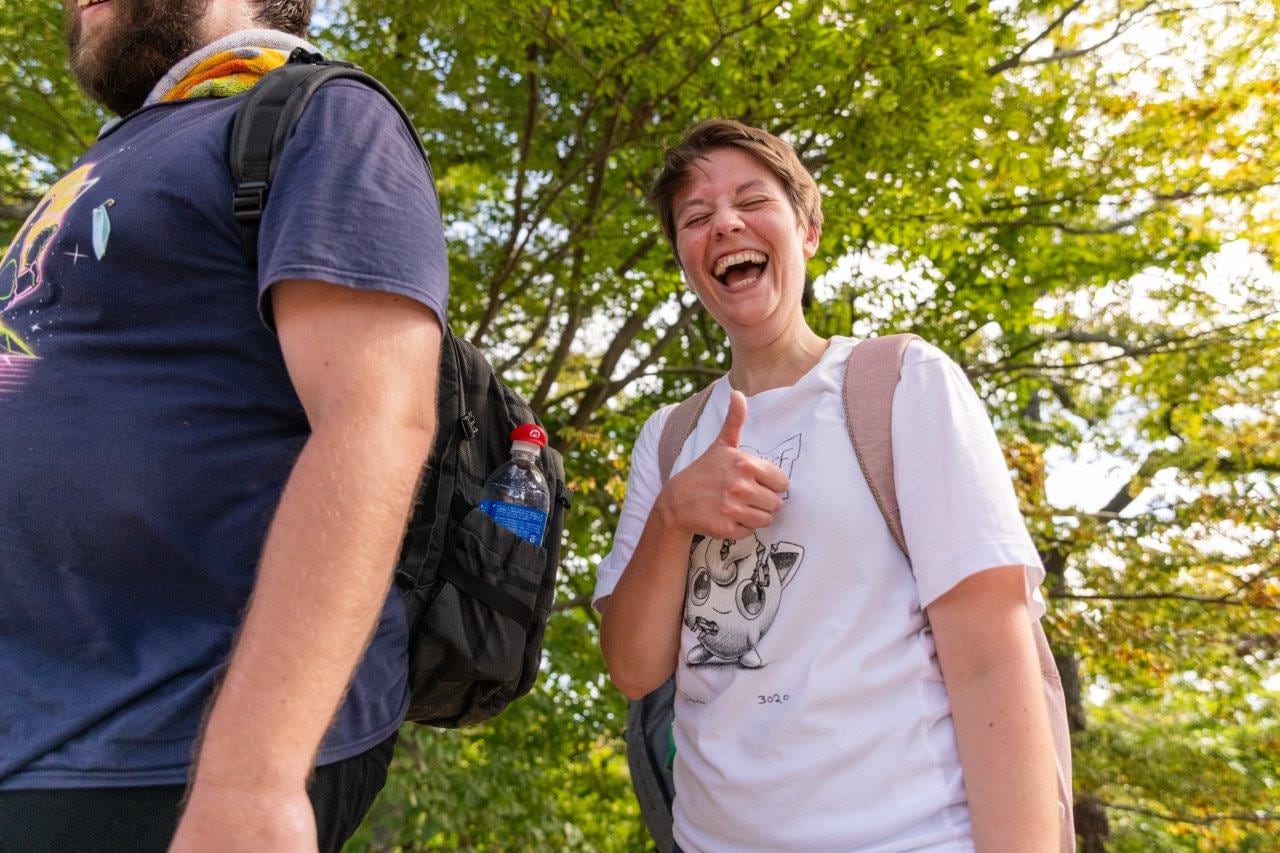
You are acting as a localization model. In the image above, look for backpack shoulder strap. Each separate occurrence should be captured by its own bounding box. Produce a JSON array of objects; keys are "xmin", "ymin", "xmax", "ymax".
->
[
  {"xmin": 656, "ymin": 384, "xmax": 716, "ymax": 485},
  {"xmin": 842, "ymin": 334, "xmax": 921, "ymax": 558},
  {"xmin": 228, "ymin": 48, "xmax": 435, "ymax": 268},
  {"xmin": 843, "ymin": 333, "xmax": 1076, "ymax": 851}
]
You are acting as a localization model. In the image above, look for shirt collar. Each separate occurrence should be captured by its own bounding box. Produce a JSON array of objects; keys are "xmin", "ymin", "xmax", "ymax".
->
[{"xmin": 98, "ymin": 28, "xmax": 318, "ymax": 138}]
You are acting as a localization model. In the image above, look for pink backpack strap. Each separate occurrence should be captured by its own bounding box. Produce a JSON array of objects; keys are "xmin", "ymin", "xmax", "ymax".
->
[
  {"xmin": 656, "ymin": 384, "xmax": 715, "ymax": 485},
  {"xmin": 842, "ymin": 334, "xmax": 920, "ymax": 557},
  {"xmin": 1036, "ymin": 620, "xmax": 1077, "ymax": 851},
  {"xmin": 845, "ymin": 334, "xmax": 1075, "ymax": 851}
]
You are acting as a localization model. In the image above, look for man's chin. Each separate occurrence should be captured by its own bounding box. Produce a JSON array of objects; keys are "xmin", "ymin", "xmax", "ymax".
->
[
  {"xmin": 65, "ymin": 0, "xmax": 207, "ymax": 116},
  {"xmin": 71, "ymin": 51, "xmax": 157, "ymax": 117}
]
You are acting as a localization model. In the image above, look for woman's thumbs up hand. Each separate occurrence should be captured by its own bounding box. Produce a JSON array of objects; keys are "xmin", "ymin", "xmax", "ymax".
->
[{"xmin": 657, "ymin": 390, "xmax": 790, "ymax": 541}]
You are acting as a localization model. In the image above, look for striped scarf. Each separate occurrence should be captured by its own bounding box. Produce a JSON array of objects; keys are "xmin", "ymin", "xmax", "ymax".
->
[
  {"xmin": 159, "ymin": 47, "xmax": 290, "ymax": 102},
  {"xmin": 97, "ymin": 30, "xmax": 315, "ymax": 137}
]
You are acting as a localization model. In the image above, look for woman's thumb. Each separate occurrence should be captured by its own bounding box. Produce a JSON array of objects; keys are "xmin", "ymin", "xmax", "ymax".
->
[{"xmin": 715, "ymin": 390, "xmax": 748, "ymax": 447}]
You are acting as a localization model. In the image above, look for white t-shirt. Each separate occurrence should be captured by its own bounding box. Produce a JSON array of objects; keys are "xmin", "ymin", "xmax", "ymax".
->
[{"xmin": 594, "ymin": 338, "xmax": 1046, "ymax": 852}]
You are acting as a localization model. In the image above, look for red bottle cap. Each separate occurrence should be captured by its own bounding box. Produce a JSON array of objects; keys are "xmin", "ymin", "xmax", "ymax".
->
[{"xmin": 511, "ymin": 423, "xmax": 548, "ymax": 447}]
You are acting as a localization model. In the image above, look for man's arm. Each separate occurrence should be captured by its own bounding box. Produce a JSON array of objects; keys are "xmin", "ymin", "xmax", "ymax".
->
[
  {"xmin": 928, "ymin": 565, "xmax": 1060, "ymax": 852},
  {"xmin": 171, "ymin": 280, "xmax": 441, "ymax": 850}
]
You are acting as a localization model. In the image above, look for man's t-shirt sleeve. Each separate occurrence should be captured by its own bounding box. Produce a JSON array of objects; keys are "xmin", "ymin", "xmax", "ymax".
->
[
  {"xmin": 892, "ymin": 341, "xmax": 1046, "ymax": 617},
  {"xmin": 593, "ymin": 405, "xmax": 673, "ymax": 609},
  {"xmin": 255, "ymin": 80, "xmax": 448, "ymax": 327}
]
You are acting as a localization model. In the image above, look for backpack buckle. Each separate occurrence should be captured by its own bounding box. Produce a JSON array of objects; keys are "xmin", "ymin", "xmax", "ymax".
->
[
  {"xmin": 232, "ymin": 181, "xmax": 268, "ymax": 223},
  {"xmin": 287, "ymin": 47, "xmax": 327, "ymax": 65},
  {"xmin": 286, "ymin": 47, "xmax": 356, "ymax": 69},
  {"xmin": 460, "ymin": 411, "xmax": 478, "ymax": 440}
]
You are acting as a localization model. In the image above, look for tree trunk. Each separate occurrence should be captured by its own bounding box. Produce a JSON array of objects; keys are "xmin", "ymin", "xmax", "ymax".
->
[
  {"xmin": 1074, "ymin": 794, "xmax": 1110, "ymax": 853},
  {"xmin": 1045, "ymin": 543, "xmax": 1110, "ymax": 850},
  {"xmin": 1059, "ymin": 647, "xmax": 1109, "ymax": 849}
]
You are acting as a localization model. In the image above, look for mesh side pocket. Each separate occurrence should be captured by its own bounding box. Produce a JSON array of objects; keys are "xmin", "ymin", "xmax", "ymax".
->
[{"xmin": 405, "ymin": 502, "xmax": 547, "ymax": 727}]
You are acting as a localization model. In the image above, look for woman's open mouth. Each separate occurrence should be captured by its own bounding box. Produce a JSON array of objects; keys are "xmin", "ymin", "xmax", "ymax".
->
[{"xmin": 713, "ymin": 250, "xmax": 769, "ymax": 291}]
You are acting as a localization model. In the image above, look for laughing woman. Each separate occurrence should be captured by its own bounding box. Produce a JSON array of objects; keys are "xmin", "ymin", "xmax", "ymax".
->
[{"xmin": 594, "ymin": 119, "xmax": 1064, "ymax": 852}]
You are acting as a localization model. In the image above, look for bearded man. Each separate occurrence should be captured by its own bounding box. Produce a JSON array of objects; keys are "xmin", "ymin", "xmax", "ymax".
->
[{"xmin": 0, "ymin": 2, "xmax": 447, "ymax": 849}]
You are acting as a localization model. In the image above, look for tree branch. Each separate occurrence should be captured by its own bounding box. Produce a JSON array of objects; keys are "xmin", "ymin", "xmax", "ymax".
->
[
  {"xmin": 1099, "ymin": 476, "xmax": 1145, "ymax": 517},
  {"xmin": 620, "ymin": 364, "xmax": 726, "ymax": 383},
  {"xmin": 532, "ymin": 8, "xmax": 601, "ymax": 82},
  {"xmin": 527, "ymin": 104, "xmax": 622, "ymax": 409},
  {"xmin": 530, "ymin": 292, "xmax": 583, "ymax": 412},
  {"xmin": 1098, "ymin": 800, "xmax": 1280, "ymax": 825},
  {"xmin": 967, "ymin": 179, "xmax": 1279, "ymax": 231},
  {"xmin": 974, "ymin": 311, "xmax": 1278, "ymax": 378},
  {"xmin": 651, "ymin": 1, "xmax": 788, "ymax": 108},
  {"xmin": 493, "ymin": 293, "xmax": 560, "ymax": 375},
  {"xmin": 604, "ymin": 299, "xmax": 704, "ymax": 386},
  {"xmin": 1057, "ymin": 591, "xmax": 1278, "ymax": 610},
  {"xmin": 565, "ymin": 297, "xmax": 702, "ymax": 426},
  {"xmin": 473, "ymin": 42, "xmax": 542, "ymax": 344},
  {"xmin": 987, "ymin": 0, "xmax": 1087, "ymax": 76}
]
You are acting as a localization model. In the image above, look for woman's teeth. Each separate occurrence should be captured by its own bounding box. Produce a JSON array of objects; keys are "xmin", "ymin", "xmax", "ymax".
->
[{"xmin": 714, "ymin": 250, "xmax": 768, "ymax": 279}]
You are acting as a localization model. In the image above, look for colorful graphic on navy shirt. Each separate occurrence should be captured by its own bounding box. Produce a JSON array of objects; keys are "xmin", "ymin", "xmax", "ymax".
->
[
  {"xmin": 1, "ymin": 84, "xmax": 446, "ymax": 789},
  {"xmin": 0, "ymin": 163, "xmax": 100, "ymax": 395}
]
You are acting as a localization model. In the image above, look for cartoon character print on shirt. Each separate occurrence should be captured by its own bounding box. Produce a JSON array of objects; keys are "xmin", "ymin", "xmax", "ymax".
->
[
  {"xmin": 741, "ymin": 434, "xmax": 800, "ymax": 499},
  {"xmin": 681, "ymin": 431, "xmax": 806, "ymax": 668},
  {"xmin": 684, "ymin": 533, "xmax": 805, "ymax": 669},
  {"xmin": 0, "ymin": 163, "xmax": 100, "ymax": 394}
]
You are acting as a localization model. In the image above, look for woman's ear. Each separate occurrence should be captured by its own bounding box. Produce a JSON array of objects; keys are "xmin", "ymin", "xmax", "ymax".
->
[{"xmin": 803, "ymin": 221, "xmax": 821, "ymax": 259}]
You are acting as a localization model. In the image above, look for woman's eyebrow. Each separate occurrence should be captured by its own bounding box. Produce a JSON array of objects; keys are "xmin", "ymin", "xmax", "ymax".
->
[
  {"xmin": 675, "ymin": 180, "xmax": 773, "ymax": 217},
  {"xmin": 675, "ymin": 197, "xmax": 711, "ymax": 217}
]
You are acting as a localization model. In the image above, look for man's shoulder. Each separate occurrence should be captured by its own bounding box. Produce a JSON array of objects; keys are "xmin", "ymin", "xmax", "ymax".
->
[
  {"xmin": 257, "ymin": 74, "xmax": 428, "ymax": 195},
  {"xmin": 292, "ymin": 77, "xmax": 419, "ymax": 146},
  {"xmin": 305, "ymin": 76, "xmax": 397, "ymax": 109}
]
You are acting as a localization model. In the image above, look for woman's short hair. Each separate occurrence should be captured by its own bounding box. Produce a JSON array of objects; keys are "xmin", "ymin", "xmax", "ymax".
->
[{"xmin": 648, "ymin": 119, "xmax": 824, "ymax": 251}]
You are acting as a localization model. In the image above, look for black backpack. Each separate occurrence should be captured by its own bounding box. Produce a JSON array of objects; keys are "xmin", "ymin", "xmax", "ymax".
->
[{"xmin": 228, "ymin": 48, "xmax": 570, "ymax": 727}]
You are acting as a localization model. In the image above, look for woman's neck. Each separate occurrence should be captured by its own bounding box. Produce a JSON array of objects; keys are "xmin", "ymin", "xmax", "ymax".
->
[{"xmin": 726, "ymin": 324, "xmax": 830, "ymax": 396}]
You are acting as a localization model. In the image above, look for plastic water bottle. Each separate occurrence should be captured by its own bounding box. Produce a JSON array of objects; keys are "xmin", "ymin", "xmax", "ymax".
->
[{"xmin": 478, "ymin": 423, "xmax": 550, "ymax": 546}]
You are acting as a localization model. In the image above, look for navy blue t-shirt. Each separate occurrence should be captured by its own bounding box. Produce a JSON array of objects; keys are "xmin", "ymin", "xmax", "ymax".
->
[{"xmin": 0, "ymin": 80, "xmax": 447, "ymax": 788}]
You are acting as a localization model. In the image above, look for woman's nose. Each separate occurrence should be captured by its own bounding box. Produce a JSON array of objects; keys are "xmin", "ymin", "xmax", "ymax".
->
[{"xmin": 712, "ymin": 206, "xmax": 744, "ymax": 237}]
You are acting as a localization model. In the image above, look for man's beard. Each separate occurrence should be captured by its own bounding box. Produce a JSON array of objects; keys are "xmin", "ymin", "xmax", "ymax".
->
[{"xmin": 65, "ymin": 0, "xmax": 212, "ymax": 116}]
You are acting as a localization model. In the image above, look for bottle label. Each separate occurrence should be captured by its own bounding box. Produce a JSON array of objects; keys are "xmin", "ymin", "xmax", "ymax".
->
[{"xmin": 479, "ymin": 500, "xmax": 547, "ymax": 547}]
